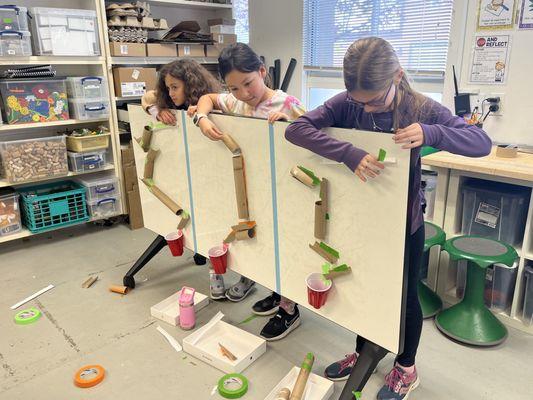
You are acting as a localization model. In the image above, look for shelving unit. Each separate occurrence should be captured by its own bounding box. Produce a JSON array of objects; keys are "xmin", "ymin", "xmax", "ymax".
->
[
  {"xmin": 110, "ymin": 56, "xmax": 218, "ymax": 66},
  {"xmin": 422, "ymin": 149, "xmax": 533, "ymax": 334}
]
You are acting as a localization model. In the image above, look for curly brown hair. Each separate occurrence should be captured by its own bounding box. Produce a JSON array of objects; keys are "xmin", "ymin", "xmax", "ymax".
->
[{"xmin": 155, "ymin": 59, "xmax": 222, "ymax": 110}]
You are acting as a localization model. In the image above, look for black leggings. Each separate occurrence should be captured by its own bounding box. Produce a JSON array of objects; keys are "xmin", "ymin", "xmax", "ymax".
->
[{"xmin": 355, "ymin": 225, "xmax": 425, "ymax": 367}]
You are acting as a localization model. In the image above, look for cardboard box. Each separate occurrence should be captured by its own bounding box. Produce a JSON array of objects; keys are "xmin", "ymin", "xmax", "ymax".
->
[
  {"xmin": 110, "ymin": 42, "xmax": 146, "ymax": 57},
  {"xmin": 207, "ymin": 18, "xmax": 236, "ymax": 26},
  {"xmin": 127, "ymin": 186, "xmax": 144, "ymax": 230},
  {"xmin": 205, "ymin": 44, "xmax": 223, "ymax": 57},
  {"xmin": 177, "ymin": 44, "xmax": 205, "ymax": 57},
  {"xmin": 113, "ymin": 67, "xmax": 157, "ymax": 97},
  {"xmin": 121, "ymin": 145, "xmax": 135, "ymax": 166},
  {"xmin": 151, "ymin": 289, "xmax": 210, "ymax": 326},
  {"xmin": 147, "ymin": 43, "xmax": 177, "ymax": 57},
  {"xmin": 264, "ymin": 367, "xmax": 334, "ymax": 400},
  {"xmin": 209, "ymin": 25, "xmax": 235, "ymax": 34},
  {"xmin": 211, "ymin": 33, "xmax": 237, "ymax": 45}
]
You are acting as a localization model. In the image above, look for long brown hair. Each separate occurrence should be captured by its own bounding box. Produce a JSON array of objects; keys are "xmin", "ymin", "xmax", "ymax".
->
[
  {"xmin": 156, "ymin": 59, "xmax": 221, "ymax": 109},
  {"xmin": 343, "ymin": 37, "xmax": 429, "ymax": 130}
]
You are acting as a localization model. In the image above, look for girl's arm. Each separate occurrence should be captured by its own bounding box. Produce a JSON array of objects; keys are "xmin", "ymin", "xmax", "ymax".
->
[
  {"xmin": 141, "ymin": 90, "xmax": 157, "ymax": 113},
  {"xmin": 192, "ymin": 93, "xmax": 224, "ymax": 140},
  {"xmin": 141, "ymin": 90, "xmax": 176, "ymax": 125}
]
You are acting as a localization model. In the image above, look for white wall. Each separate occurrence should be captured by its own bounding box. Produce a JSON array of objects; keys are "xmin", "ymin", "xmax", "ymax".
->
[
  {"xmin": 444, "ymin": 0, "xmax": 533, "ymax": 145},
  {"xmin": 248, "ymin": 0, "xmax": 304, "ymax": 100}
]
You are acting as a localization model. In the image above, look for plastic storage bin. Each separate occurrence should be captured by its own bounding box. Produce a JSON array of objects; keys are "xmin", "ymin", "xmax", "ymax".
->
[
  {"xmin": 67, "ymin": 150, "xmax": 106, "ymax": 173},
  {"xmin": 66, "ymin": 132, "xmax": 110, "ymax": 152},
  {"xmin": 0, "ymin": 135, "xmax": 68, "ymax": 183},
  {"xmin": 0, "ymin": 30, "xmax": 31, "ymax": 56},
  {"xmin": 87, "ymin": 197, "xmax": 121, "ymax": 218},
  {"xmin": 66, "ymin": 76, "xmax": 108, "ymax": 99},
  {"xmin": 461, "ymin": 179, "xmax": 530, "ymax": 246},
  {"xmin": 29, "ymin": 7, "xmax": 100, "ymax": 56},
  {"xmin": 18, "ymin": 180, "xmax": 88, "ymax": 233},
  {"xmin": 0, "ymin": 188, "xmax": 22, "ymax": 236},
  {"xmin": 523, "ymin": 266, "xmax": 533, "ymax": 325},
  {"xmin": 421, "ymin": 170, "xmax": 437, "ymax": 219},
  {"xmin": 75, "ymin": 173, "xmax": 119, "ymax": 202},
  {"xmin": 68, "ymin": 98, "xmax": 109, "ymax": 120},
  {"xmin": 0, "ymin": 5, "xmax": 28, "ymax": 31},
  {"xmin": 0, "ymin": 79, "xmax": 69, "ymax": 124}
]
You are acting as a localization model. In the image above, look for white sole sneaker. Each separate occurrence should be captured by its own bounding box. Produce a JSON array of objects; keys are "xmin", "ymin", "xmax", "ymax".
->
[
  {"xmin": 262, "ymin": 315, "xmax": 301, "ymax": 341},
  {"xmin": 252, "ymin": 306, "xmax": 280, "ymax": 316},
  {"xmin": 402, "ymin": 376, "xmax": 420, "ymax": 400},
  {"xmin": 225, "ymin": 284, "xmax": 255, "ymax": 302}
]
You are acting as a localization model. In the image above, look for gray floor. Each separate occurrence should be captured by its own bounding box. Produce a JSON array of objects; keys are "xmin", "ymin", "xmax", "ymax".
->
[{"xmin": 1, "ymin": 223, "xmax": 531, "ymax": 400}]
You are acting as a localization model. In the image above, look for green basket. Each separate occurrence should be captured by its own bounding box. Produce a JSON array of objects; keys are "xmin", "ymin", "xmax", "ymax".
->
[{"xmin": 19, "ymin": 181, "xmax": 89, "ymax": 233}]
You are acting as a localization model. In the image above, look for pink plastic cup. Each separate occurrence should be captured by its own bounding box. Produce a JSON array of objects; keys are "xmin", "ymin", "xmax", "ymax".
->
[
  {"xmin": 306, "ymin": 272, "xmax": 333, "ymax": 309},
  {"xmin": 165, "ymin": 231, "xmax": 184, "ymax": 256},
  {"xmin": 208, "ymin": 244, "xmax": 228, "ymax": 274}
]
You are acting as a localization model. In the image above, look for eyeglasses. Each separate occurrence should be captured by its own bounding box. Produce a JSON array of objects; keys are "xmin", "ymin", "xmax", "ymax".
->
[{"xmin": 347, "ymin": 82, "xmax": 395, "ymax": 108}]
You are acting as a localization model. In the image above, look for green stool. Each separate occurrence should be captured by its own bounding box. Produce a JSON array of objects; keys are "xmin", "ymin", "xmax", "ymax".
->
[
  {"xmin": 418, "ymin": 222, "xmax": 445, "ymax": 318},
  {"xmin": 435, "ymin": 236, "xmax": 517, "ymax": 346}
]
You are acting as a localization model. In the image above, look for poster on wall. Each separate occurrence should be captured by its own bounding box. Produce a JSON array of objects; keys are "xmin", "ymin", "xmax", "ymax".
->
[
  {"xmin": 477, "ymin": 0, "xmax": 516, "ymax": 29},
  {"xmin": 519, "ymin": 0, "xmax": 533, "ymax": 28},
  {"xmin": 470, "ymin": 35, "xmax": 511, "ymax": 84}
]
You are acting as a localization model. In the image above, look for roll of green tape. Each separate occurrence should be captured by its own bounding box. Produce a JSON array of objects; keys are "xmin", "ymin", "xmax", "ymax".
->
[
  {"xmin": 217, "ymin": 373, "xmax": 248, "ymax": 399},
  {"xmin": 14, "ymin": 308, "xmax": 41, "ymax": 325}
]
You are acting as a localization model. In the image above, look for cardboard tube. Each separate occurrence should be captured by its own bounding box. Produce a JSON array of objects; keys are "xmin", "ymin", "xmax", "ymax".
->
[
  {"xmin": 221, "ymin": 134, "xmax": 241, "ymax": 154},
  {"xmin": 290, "ymin": 353, "xmax": 314, "ymax": 400},
  {"xmin": 231, "ymin": 221, "xmax": 256, "ymax": 232},
  {"xmin": 142, "ymin": 180, "xmax": 183, "ymax": 215},
  {"xmin": 233, "ymin": 155, "xmax": 249, "ymax": 220},
  {"xmin": 177, "ymin": 213, "xmax": 190, "ymax": 230},
  {"xmin": 109, "ymin": 285, "xmax": 130, "ymax": 294},
  {"xmin": 314, "ymin": 201, "xmax": 326, "ymax": 240},
  {"xmin": 320, "ymin": 178, "xmax": 329, "ymax": 213},
  {"xmin": 324, "ymin": 267, "xmax": 352, "ymax": 280},
  {"xmin": 309, "ymin": 242, "xmax": 337, "ymax": 263},
  {"xmin": 290, "ymin": 166, "xmax": 314, "ymax": 188},
  {"xmin": 143, "ymin": 149, "xmax": 159, "ymax": 180},
  {"xmin": 235, "ymin": 228, "xmax": 254, "ymax": 241},
  {"xmin": 140, "ymin": 126, "xmax": 153, "ymax": 151},
  {"xmin": 275, "ymin": 388, "xmax": 291, "ymax": 400}
]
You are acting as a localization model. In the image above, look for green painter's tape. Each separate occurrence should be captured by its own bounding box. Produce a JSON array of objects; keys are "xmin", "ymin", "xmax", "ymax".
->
[
  {"xmin": 319, "ymin": 242, "xmax": 340, "ymax": 259},
  {"xmin": 378, "ymin": 148, "xmax": 387, "ymax": 162},
  {"xmin": 297, "ymin": 166, "xmax": 320, "ymax": 186}
]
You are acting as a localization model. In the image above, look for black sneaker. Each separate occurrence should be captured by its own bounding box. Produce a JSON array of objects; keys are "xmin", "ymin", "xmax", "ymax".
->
[
  {"xmin": 260, "ymin": 305, "xmax": 300, "ymax": 341},
  {"xmin": 252, "ymin": 292, "xmax": 281, "ymax": 316}
]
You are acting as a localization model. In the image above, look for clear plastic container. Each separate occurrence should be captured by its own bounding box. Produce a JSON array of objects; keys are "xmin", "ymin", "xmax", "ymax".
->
[
  {"xmin": 523, "ymin": 266, "xmax": 533, "ymax": 326},
  {"xmin": 0, "ymin": 5, "xmax": 29, "ymax": 31},
  {"xmin": 0, "ymin": 188, "xmax": 21, "ymax": 236},
  {"xmin": 0, "ymin": 30, "xmax": 31, "ymax": 56},
  {"xmin": 421, "ymin": 170, "xmax": 437, "ymax": 219},
  {"xmin": 484, "ymin": 263, "xmax": 517, "ymax": 313},
  {"xmin": 87, "ymin": 196, "xmax": 121, "ymax": 218},
  {"xmin": 461, "ymin": 179, "xmax": 530, "ymax": 246},
  {"xmin": 68, "ymin": 98, "xmax": 109, "ymax": 120},
  {"xmin": 67, "ymin": 150, "xmax": 106, "ymax": 173},
  {"xmin": 29, "ymin": 7, "xmax": 100, "ymax": 56},
  {"xmin": 66, "ymin": 76, "xmax": 108, "ymax": 99},
  {"xmin": 0, "ymin": 135, "xmax": 68, "ymax": 183},
  {"xmin": 0, "ymin": 79, "xmax": 69, "ymax": 124},
  {"xmin": 76, "ymin": 172, "xmax": 119, "ymax": 202}
]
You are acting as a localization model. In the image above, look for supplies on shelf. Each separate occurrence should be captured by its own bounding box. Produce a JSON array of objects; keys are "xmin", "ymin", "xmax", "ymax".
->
[
  {"xmin": 0, "ymin": 135, "xmax": 68, "ymax": 183},
  {"xmin": 76, "ymin": 172, "xmax": 121, "ymax": 218},
  {"xmin": 65, "ymin": 126, "xmax": 111, "ymax": 153},
  {"xmin": 29, "ymin": 7, "xmax": 100, "ymax": 56},
  {"xmin": 67, "ymin": 150, "xmax": 107, "ymax": 173},
  {"xmin": 0, "ymin": 5, "xmax": 29, "ymax": 31},
  {"xmin": 0, "ymin": 79, "xmax": 69, "ymax": 125},
  {"xmin": 66, "ymin": 76, "xmax": 110, "ymax": 121},
  {"xmin": 0, "ymin": 187, "xmax": 22, "ymax": 237},
  {"xmin": 1, "ymin": 65, "xmax": 56, "ymax": 80},
  {"xmin": 0, "ymin": 30, "xmax": 32, "ymax": 57}
]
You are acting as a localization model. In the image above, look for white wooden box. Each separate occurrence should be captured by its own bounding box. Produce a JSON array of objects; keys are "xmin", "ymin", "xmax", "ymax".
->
[
  {"xmin": 264, "ymin": 366, "xmax": 334, "ymax": 400},
  {"xmin": 182, "ymin": 319, "xmax": 266, "ymax": 373},
  {"xmin": 150, "ymin": 289, "xmax": 209, "ymax": 326}
]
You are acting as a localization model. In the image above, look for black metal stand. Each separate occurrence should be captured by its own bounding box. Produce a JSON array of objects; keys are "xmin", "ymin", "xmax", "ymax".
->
[{"xmin": 123, "ymin": 235, "xmax": 167, "ymax": 289}]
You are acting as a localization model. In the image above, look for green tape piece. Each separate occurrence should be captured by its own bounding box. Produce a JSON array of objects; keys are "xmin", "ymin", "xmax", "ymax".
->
[
  {"xmin": 352, "ymin": 391, "xmax": 362, "ymax": 399},
  {"xmin": 238, "ymin": 314, "xmax": 258, "ymax": 325},
  {"xmin": 149, "ymin": 121, "xmax": 170, "ymax": 130},
  {"xmin": 297, "ymin": 165, "xmax": 320, "ymax": 186},
  {"xmin": 301, "ymin": 353, "xmax": 314, "ymax": 372},
  {"xmin": 144, "ymin": 178, "xmax": 155, "ymax": 187},
  {"xmin": 181, "ymin": 211, "xmax": 190, "ymax": 219},
  {"xmin": 14, "ymin": 308, "xmax": 41, "ymax": 325},
  {"xmin": 378, "ymin": 148, "xmax": 387, "ymax": 162},
  {"xmin": 218, "ymin": 373, "xmax": 249, "ymax": 398},
  {"xmin": 319, "ymin": 242, "xmax": 340, "ymax": 259},
  {"xmin": 331, "ymin": 264, "xmax": 350, "ymax": 272},
  {"xmin": 321, "ymin": 262, "xmax": 332, "ymax": 275},
  {"xmin": 326, "ymin": 213, "xmax": 330, "ymax": 220}
]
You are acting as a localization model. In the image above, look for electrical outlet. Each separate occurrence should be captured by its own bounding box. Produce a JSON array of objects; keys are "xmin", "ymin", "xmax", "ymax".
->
[{"xmin": 470, "ymin": 93, "xmax": 504, "ymax": 117}]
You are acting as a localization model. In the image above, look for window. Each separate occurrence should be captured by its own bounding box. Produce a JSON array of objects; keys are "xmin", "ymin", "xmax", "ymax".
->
[
  {"xmin": 234, "ymin": 0, "xmax": 249, "ymax": 43},
  {"xmin": 304, "ymin": 0, "xmax": 454, "ymax": 74}
]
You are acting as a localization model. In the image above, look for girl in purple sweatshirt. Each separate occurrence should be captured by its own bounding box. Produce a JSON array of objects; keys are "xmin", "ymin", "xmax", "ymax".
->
[{"xmin": 285, "ymin": 37, "xmax": 492, "ymax": 400}]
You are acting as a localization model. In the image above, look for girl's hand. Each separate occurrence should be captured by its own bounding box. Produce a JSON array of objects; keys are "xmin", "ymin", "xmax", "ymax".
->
[
  {"xmin": 267, "ymin": 111, "xmax": 289, "ymax": 124},
  {"xmin": 355, "ymin": 154, "xmax": 385, "ymax": 182},
  {"xmin": 187, "ymin": 105, "xmax": 198, "ymax": 117},
  {"xmin": 393, "ymin": 123, "xmax": 424, "ymax": 149},
  {"xmin": 156, "ymin": 109, "xmax": 176, "ymax": 125},
  {"xmin": 199, "ymin": 118, "xmax": 223, "ymax": 140}
]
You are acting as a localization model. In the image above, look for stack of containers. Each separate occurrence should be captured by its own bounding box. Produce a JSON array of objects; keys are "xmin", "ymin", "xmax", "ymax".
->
[
  {"xmin": 0, "ymin": 187, "xmax": 22, "ymax": 237},
  {"xmin": 0, "ymin": 5, "xmax": 32, "ymax": 56},
  {"xmin": 65, "ymin": 76, "xmax": 110, "ymax": 174},
  {"xmin": 75, "ymin": 172, "xmax": 121, "ymax": 219}
]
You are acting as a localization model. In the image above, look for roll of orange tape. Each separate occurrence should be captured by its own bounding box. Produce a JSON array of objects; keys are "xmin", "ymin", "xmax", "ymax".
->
[{"xmin": 74, "ymin": 365, "xmax": 105, "ymax": 388}]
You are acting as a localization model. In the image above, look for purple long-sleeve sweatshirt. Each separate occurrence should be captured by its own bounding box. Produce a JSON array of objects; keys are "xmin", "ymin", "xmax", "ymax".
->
[{"xmin": 285, "ymin": 91, "xmax": 492, "ymax": 235}]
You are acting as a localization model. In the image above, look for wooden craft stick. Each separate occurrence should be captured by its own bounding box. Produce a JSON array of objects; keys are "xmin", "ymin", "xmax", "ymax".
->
[
  {"xmin": 290, "ymin": 166, "xmax": 314, "ymax": 188},
  {"xmin": 109, "ymin": 285, "xmax": 130, "ymax": 294},
  {"xmin": 309, "ymin": 241, "xmax": 337, "ymax": 263},
  {"xmin": 81, "ymin": 276, "xmax": 98, "ymax": 288},
  {"xmin": 314, "ymin": 201, "xmax": 326, "ymax": 240},
  {"xmin": 221, "ymin": 134, "xmax": 241, "ymax": 154},
  {"xmin": 224, "ymin": 230, "xmax": 236, "ymax": 244},
  {"xmin": 232, "ymin": 155, "xmax": 249, "ymax": 220},
  {"xmin": 218, "ymin": 342, "xmax": 237, "ymax": 361},
  {"xmin": 142, "ymin": 179, "xmax": 183, "ymax": 215},
  {"xmin": 177, "ymin": 213, "xmax": 190, "ymax": 229},
  {"xmin": 143, "ymin": 148, "xmax": 159, "ymax": 180}
]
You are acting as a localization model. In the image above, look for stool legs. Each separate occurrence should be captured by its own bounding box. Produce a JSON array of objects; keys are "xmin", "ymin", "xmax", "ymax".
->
[
  {"xmin": 418, "ymin": 251, "xmax": 443, "ymax": 318},
  {"xmin": 435, "ymin": 261, "xmax": 507, "ymax": 346}
]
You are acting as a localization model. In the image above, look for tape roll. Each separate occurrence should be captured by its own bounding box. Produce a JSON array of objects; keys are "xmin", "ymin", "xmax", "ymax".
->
[
  {"xmin": 74, "ymin": 365, "xmax": 105, "ymax": 388},
  {"xmin": 14, "ymin": 308, "xmax": 41, "ymax": 325},
  {"xmin": 217, "ymin": 373, "xmax": 248, "ymax": 399}
]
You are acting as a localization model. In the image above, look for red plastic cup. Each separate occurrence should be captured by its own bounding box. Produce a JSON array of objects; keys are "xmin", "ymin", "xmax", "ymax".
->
[
  {"xmin": 165, "ymin": 231, "xmax": 184, "ymax": 256},
  {"xmin": 306, "ymin": 272, "xmax": 332, "ymax": 309},
  {"xmin": 208, "ymin": 244, "xmax": 228, "ymax": 274}
]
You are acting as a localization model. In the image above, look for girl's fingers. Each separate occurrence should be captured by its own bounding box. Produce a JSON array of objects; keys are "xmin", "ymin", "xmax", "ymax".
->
[{"xmin": 355, "ymin": 170, "xmax": 367, "ymax": 182}]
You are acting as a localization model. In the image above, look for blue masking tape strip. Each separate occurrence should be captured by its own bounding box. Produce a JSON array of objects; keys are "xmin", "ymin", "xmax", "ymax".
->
[
  {"xmin": 268, "ymin": 124, "xmax": 281, "ymax": 293},
  {"xmin": 181, "ymin": 111, "xmax": 198, "ymax": 254}
]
